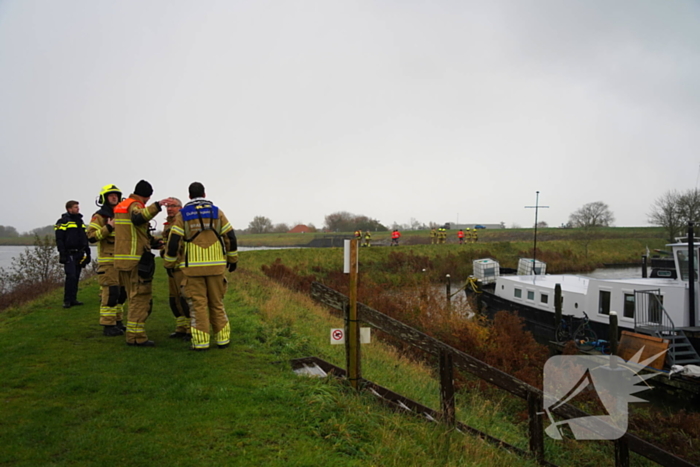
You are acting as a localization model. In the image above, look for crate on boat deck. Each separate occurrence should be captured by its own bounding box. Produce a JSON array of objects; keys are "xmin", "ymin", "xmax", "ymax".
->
[
  {"xmin": 473, "ymin": 258, "xmax": 500, "ymax": 284},
  {"xmin": 517, "ymin": 258, "xmax": 546, "ymax": 275}
]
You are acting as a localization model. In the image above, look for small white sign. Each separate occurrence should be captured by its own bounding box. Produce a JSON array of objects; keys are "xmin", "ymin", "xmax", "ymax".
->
[{"xmin": 360, "ymin": 327, "xmax": 371, "ymax": 344}]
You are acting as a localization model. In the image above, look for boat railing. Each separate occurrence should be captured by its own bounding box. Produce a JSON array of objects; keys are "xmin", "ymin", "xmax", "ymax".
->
[{"xmin": 634, "ymin": 289, "xmax": 676, "ymax": 336}]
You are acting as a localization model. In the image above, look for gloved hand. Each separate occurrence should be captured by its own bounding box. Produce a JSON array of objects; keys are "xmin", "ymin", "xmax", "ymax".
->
[
  {"xmin": 59, "ymin": 252, "xmax": 67, "ymax": 264},
  {"xmin": 227, "ymin": 262, "xmax": 237, "ymax": 272},
  {"xmin": 165, "ymin": 268, "xmax": 173, "ymax": 278},
  {"xmin": 81, "ymin": 256, "xmax": 91, "ymax": 268}
]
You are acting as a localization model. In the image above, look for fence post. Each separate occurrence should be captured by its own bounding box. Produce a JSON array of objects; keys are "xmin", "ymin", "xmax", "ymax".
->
[
  {"xmin": 439, "ymin": 350, "xmax": 455, "ymax": 426},
  {"xmin": 554, "ymin": 283, "xmax": 562, "ymax": 329},
  {"xmin": 445, "ymin": 274, "xmax": 451, "ymax": 305},
  {"xmin": 615, "ymin": 436, "xmax": 630, "ymax": 467},
  {"xmin": 610, "ymin": 311, "xmax": 619, "ymax": 357},
  {"xmin": 527, "ymin": 390, "xmax": 545, "ymax": 465}
]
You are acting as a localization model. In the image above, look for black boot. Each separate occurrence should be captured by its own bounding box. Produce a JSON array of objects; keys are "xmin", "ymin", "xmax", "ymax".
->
[
  {"xmin": 127, "ymin": 340, "xmax": 156, "ymax": 347},
  {"xmin": 103, "ymin": 325, "xmax": 124, "ymax": 337},
  {"xmin": 116, "ymin": 321, "xmax": 126, "ymax": 331}
]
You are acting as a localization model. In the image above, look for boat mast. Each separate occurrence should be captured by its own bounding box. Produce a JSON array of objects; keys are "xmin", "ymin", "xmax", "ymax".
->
[{"xmin": 525, "ymin": 191, "xmax": 549, "ymax": 274}]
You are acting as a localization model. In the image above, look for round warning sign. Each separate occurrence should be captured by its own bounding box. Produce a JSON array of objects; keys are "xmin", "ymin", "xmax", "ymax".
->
[{"xmin": 332, "ymin": 329, "xmax": 344, "ymax": 340}]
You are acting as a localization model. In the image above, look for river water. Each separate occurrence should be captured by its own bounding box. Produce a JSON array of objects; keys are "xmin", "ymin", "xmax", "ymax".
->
[{"xmin": 0, "ymin": 245, "xmax": 293, "ymax": 270}]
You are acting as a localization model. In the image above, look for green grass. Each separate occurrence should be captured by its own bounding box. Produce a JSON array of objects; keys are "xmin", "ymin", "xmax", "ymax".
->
[{"xmin": 1, "ymin": 258, "xmax": 550, "ymax": 467}]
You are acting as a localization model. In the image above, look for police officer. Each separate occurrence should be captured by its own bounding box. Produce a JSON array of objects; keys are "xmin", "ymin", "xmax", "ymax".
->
[
  {"xmin": 164, "ymin": 182, "xmax": 238, "ymax": 351},
  {"xmin": 87, "ymin": 185, "xmax": 127, "ymax": 336},
  {"xmin": 55, "ymin": 200, "xmax": 91, "ymax": 308},
  {"xmin": 114, "ymin": 180, "xmax": 175, "ymax": 347}
]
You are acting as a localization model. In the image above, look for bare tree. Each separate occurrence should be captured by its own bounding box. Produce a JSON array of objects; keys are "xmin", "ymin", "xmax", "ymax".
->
[
  {"xmin": 568, "ymin": 201, "xmax": 615, "ymax": 228},
  {"xmin": 648, "ymin": 190, "xmax": 682, "ymax": 242},
  {"xmin": 247, "ymin": 216, "xmax": 273, "ymax": 234},
  {"xmin": 0, "ymin": 225, "xmax": 19, "ymax": 237},
  {"xmin": 324, "ymin": 211, "xmax": 387, "ymax": 232},
  {"xmin": 271, "ymin": 223, "xmax": 290, "ymax": 233},
  {"xmin": 649, "ymin": 189, "xmax": 700, "ymax": 241}
]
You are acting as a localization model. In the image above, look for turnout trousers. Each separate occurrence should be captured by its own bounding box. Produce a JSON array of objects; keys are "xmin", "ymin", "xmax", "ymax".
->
[
  {"xmin": 97, "ymin": 263, "xmax": 126, "ymax": 325},
  {"xmin": 119, "ymin": 268, "xmax": 153, "ymax": 344},
  {"xmin": 168, "ymin": 268, "xmax": 190, "ymax": 334},
  {"xmin": 184, "ymin": 275, "xmax": 230, "ymax": 350}
]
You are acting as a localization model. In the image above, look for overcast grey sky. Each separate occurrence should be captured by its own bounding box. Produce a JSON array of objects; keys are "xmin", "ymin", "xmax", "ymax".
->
[{"xmin": 1, "ymin": 0, "xmax": 699, "ymax": 233}]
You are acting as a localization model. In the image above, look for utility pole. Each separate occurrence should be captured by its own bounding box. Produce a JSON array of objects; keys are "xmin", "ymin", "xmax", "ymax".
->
[{"xmin": 525, "ymin": 191, "xmax": 549, "ymax": 274}]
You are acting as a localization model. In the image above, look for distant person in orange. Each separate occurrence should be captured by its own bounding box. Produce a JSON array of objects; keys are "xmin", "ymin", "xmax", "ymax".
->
[
  {"xmin": 458, "ymin": 229, "xmax": 465, "ymax": 245},
  {"xmin": 391, "ymin": 229, "xmax": 401, "ymax": 246}
]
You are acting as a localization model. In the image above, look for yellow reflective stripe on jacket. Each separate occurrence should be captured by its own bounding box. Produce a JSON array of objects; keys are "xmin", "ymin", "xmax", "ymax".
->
[
  {"xmin": 114, "ymin": 220, "xmax": 139, "ymax": 259},
  {"xmin": 171, "ymin": 225, "xmax": 185, "ymax": 236},
  {"xmin": 55, "ymin": 222, "xmax": 79, "ymax": 230},
  {"xmin": 184, "ymin": 243, "xmax": 226, "ymax": 267},
  {"xmin": 227, "ymin": 251, "xmax": 238, "ymax": 259}
]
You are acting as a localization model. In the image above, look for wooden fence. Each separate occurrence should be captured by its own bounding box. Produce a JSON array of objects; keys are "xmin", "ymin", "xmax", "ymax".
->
[{"xmin": 310, "ymin": 281, "xmax": 695, "ymax": 467}]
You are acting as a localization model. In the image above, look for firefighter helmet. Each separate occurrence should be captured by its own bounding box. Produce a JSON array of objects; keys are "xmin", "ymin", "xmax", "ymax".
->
[{"xmin": 98, "ymin": 184, "xmax": 122, "ymax": 206}]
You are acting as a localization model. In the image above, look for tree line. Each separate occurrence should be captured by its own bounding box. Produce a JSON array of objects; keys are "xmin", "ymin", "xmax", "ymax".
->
[{"xmin": 0, "ymin": 224, "xmax": 54, "ymax": 238}]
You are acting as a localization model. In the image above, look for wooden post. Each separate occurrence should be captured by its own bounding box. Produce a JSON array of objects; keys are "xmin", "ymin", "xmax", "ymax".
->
[
  {"xmin": 446, "ymin": 274, "xmax": 451, "ymax": 305},
  {"xmin": 348, "ymin": 239, "xmax": 361, "ymax": 390},
  {"xmin": 439, "ymin": 350, "xmax": 456, "ymax": 426},
  {"xmin": 615, "ymin": 436, "xmax": 630, "ymax": 467},
  {"xmin": 527, "ymin": 390, "xmax": 545, "ymax": 465},
  {"xmin": 610, "ymin": 311, "xmax": 619, "ymax": 358}
]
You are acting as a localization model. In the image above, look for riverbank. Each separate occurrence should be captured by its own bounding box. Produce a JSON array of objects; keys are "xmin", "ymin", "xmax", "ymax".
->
[{"xmin": 2, "ymin": 245, "xmax": 696, "ymax": 465}]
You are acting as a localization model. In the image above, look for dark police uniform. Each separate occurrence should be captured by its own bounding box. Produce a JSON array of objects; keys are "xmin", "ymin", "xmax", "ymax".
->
[{"xmin": 55, "ymin": 211, "xmax": 90, "ymax": 307}]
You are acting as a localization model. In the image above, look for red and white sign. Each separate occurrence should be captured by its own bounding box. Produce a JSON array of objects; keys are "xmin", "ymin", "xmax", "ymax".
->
[{"xmin": 331, "ymin": 328, "xmax": 345, "ymax": 344}]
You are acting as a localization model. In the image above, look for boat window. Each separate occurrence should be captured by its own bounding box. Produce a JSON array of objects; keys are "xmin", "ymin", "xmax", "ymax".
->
[
  {"xmin": 540, "ymin": 294, "xmax": 549, "ymax": 304},
  {"xmin": 656, "ymin": 270, "xmax": 672, "ymax": 278},
  {"xmin": 599, "ymin": 290, "xmax": 611, "ymax": 315},
  {"xmin": 676, "ymin": 250, "xmax": 698, "ymax": 281},
  {"xmin": 527, "ymin": 290, "xmax": 535, "ymax": 300},
  {"xmin": 514, "ymin": 288, "xmax": 522, "ymax": 298},
  {"xmin": 623, "ymin": 293, "xmax": 635, "ymax": 319}
]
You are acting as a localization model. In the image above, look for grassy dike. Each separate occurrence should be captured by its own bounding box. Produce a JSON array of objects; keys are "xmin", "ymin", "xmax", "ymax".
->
[{"xmin": 1, "ymin": 254, "xmax": 550, "ymax": 467}]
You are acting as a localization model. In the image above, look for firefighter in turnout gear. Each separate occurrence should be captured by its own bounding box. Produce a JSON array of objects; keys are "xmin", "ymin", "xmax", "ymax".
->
[
  {"xmin": 430, "ymin": 228, "xmax": 437, "ymax": 244},
  {"xmin": 87, "ymin": 184, "xmax": 127, "ymax": 336},
  {"xmin": 164, "ymin": 182, "xmax": 238, "ymax": 351},
  {"xmin": 114, "ymin": 180, "xmax": 176, "ymax": 347},
  {"xmin": 363, "ymin": 230, "xmax": 372, "ymax": 247},
  {"xmin": 438, "ymin": 227, "xmax": 446, "ymax": 244},
  {"xmin": 55, "ymin": 200, "xmax": 91, "ymax": 308},
  {"xmin": 161, "ymin": 197, "xmax": 191, "ymax": 340}
]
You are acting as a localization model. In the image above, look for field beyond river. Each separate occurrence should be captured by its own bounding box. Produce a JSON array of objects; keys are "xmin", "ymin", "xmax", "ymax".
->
[{"xmin": 2, "ymin": 226, "xmax": 698, "ymax": 466}]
